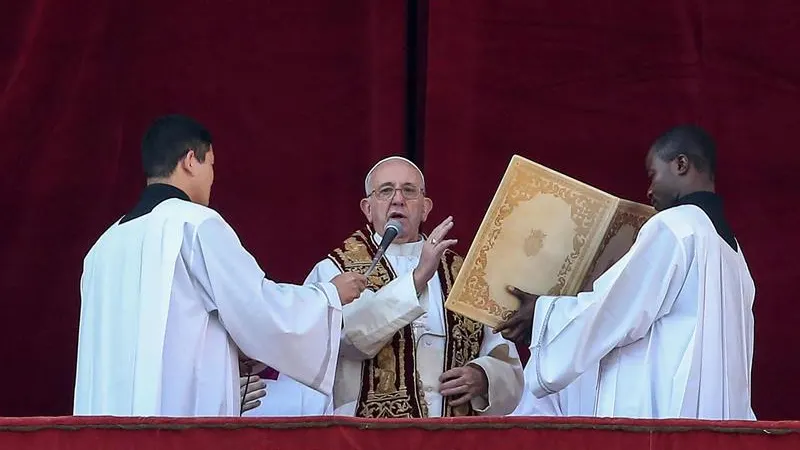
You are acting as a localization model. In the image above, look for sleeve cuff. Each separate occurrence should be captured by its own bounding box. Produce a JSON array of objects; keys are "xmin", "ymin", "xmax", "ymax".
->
[
  {"xmin": 471, "ymin": 394, "xmax": 490, "ymax": 412},
  {"xmin": 409, "ymin": 273, "xmax": 428, "ymax": 312},
  {"xmin": 317, "ymin": 282, "xmax": 343, "ymax": 311},
  {"xmin": 466, "ymin": 361, "xmax": 492, "ymax": 413},
  {"xmin": 530, "ymin": 295, "xmax": 559, "ymax": 398}
]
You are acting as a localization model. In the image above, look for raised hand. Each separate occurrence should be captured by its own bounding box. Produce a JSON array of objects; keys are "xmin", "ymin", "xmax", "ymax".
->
[
  {"xmin": 413, "ymin": 216, "xmax": 458, "ymax": 293},
  {"xmin": 331, "ymin": 272, "xmax": 368, "ymax": 305},
  {"xmin": 493, "ymin": 286, "xmax": 539, "ymax": 346}
]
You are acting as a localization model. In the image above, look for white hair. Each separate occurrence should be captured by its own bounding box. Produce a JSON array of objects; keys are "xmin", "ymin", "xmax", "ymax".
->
[{"xmin": 364, "ymin": 156, "xmax": 426, "ymax": 195}]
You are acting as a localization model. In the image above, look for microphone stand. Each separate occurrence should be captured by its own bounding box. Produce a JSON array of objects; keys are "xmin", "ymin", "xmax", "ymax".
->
[
  {"xmin": 239, "ymin": 362, "xmax": 256, "ymax": 417},
  {"xmin": 365, "ymin": 247, "xmax": 387, "ymax": 277},
  {"xmin": 365, "ymin": 220, "xmax": 402, "ymax": 277}
]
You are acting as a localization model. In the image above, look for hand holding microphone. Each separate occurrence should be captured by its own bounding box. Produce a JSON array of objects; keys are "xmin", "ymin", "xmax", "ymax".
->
[
  {"xmin": 331, "ymin": 272, "xmax": 368, "ymax": 305},
  {"xmin": 333, "ymin": 220, "xmax": 403, "ymax": 305}
]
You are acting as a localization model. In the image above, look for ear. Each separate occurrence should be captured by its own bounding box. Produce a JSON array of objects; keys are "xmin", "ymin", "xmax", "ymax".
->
[
  {"xmin": 360, "ymin": 198, "xmax": 372, "ymax": 223},
  {"xmin": 182, "ymin": 149, "xmax": 200, "ymax": 176},
  {"xmin": 674, "ymin": 154, "xmax": 690, "ymax": 176},
  {"xmin": 177, "ymin": 150, "xmax": 195, "ymax": 175},
  {"xmin": 421, "ymin": 197, "xmax": 433, "ymax": 222}
]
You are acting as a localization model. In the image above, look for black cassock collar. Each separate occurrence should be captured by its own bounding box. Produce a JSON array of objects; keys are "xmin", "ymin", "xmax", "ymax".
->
[
  {"xmin": 120, "ymin": 183, "xmax": 190, "ymax": 224},
  {"xmin": 670, "ymin": 191, "xmax": 738, "ymax": 252},
  {"xmin": 118, "ymin": 183, "xmax": 276, "ymax": 280}
]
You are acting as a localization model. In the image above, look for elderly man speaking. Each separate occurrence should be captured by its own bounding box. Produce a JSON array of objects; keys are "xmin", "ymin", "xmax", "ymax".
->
[{"xmin": 250, "ymin": 156, "xmax": 523, "ymax": 418}]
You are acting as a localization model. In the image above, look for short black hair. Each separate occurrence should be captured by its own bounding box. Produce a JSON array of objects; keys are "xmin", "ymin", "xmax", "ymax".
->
[
  {"xmin": 651, "ymin": 124, "xmax": 717, "ymax": 179},
  {"xmin": 141, "ymin": 114, "xmax": 212, "ymax": 179}
]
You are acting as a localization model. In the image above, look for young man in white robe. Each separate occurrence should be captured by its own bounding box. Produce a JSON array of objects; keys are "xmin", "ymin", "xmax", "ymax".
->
[
  {"xmin": 495, "ymin": 124, "xmax": 756, "ymax": 420},
  {"xmin": 249, "ymin": 156, "xmax": 524, "ymax": 417},
  {"xmin": 74, "ymin": 114, "xmax": 367, "ymax": 417}
]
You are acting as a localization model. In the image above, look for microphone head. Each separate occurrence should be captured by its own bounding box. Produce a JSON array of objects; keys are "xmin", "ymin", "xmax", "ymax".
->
[
  {"xmin": 375, "ymin": 219, "xmax": 403, "ymax": 252},
  {"xmin": 385, "ymin": 219, "xmax": 403, "ymax": 235}
]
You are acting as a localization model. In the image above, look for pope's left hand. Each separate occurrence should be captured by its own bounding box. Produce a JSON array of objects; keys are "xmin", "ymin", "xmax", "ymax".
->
[{"xmin": 439, "ymin": 364, "xmax": 489, "ymax": 406}]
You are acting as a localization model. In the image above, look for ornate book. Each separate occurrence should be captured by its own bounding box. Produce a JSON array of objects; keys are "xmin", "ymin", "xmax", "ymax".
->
[{"xmin": 443, "ymin": 155, "xmax": 655, "ymax": 328}]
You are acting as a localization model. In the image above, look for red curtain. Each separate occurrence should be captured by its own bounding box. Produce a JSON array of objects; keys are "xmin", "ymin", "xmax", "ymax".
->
[
  {"xmin": 0, "ymin": 0, "xmax": 406, "ymax": 416},
  {"xmin": 2, "ymin": 0, "xmax": 799, "ymax": 420}
]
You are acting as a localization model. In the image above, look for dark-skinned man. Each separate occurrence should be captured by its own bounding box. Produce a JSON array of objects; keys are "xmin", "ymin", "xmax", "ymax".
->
[{"xmin": 497, "ymin": 125, "xmax": 756, "ymax": 420}]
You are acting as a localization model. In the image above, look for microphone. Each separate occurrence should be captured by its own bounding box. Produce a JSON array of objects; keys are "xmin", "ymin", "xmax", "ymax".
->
[{"xmin": 365, "ymin": 219, "xmax": 403, "ymax": 276}]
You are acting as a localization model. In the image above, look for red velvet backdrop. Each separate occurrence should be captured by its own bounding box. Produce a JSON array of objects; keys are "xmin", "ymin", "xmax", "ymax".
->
[
  {"xmin": 0, "ymin": 0, "xmax": 406, "ymax": 416},
  {"xmin": 1, "ymin": 0, "xmax": 798, "ymax": 420}
]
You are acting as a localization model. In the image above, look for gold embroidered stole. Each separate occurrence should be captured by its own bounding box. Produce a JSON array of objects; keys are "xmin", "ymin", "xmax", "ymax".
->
[{"xmin": 327, "ymin": 226, "xmax": 484, "ymax": 418}]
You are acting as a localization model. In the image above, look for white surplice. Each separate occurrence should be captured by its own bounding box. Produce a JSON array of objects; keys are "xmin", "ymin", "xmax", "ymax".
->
[
  {"xmin": 251, "ymin": 232, "xmax": 524, "ymax": 417},
  {"xmin": 247, "ymin": 373, "xmax": 329, "ymax": 416},
  {"xmin": 74, "ymin": 198, "xmax": 342, "ymax": 417},
  {"xmin": 522, "ymin": 204, "xmax": 756, "ymax": 419},
  {"xmin": 511, "ymin": 365, "xmax": 598, "ymax": 417}
]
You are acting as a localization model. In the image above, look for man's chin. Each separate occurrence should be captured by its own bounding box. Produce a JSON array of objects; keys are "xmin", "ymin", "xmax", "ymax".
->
[{"xmin": 652, "ymin": 199, "xmax": 674, "ymax": 212}]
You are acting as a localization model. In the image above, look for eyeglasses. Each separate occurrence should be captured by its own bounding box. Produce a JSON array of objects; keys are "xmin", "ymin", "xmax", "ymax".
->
[{"xmin": 369, "ymin": 185, "xmax": 424, "ymax": 201}]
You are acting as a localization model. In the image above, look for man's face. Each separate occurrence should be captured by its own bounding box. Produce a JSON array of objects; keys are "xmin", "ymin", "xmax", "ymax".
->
[
  {"xmin": 360, "ymin": 160, "xmax": 431, "ymax": 243},
  {"xmin": 645, "ymin": 149, "xmax": 680, "ymax": 211}
]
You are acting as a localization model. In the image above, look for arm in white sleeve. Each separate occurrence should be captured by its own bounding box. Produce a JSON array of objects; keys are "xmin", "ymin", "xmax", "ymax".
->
[
  {"xmin": 190, "ymin": 217, "xmax": 343, "ymax": 395},
  {"xmin": 527, "ymin": 217, "xmax": 690, "ymax": 398},
  {"xmin": 341, "ymin": 273, "xmax": 429, "ymax": 359},
  {"xmin": 305, "ymin": 259, "xmax": 428, "ymax": 361}
]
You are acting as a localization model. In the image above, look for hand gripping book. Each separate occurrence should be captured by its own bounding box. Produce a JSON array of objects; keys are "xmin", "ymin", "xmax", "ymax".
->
[{"xmin": 444, "ymin": 155, "xmax": 655, "ymax": 328}]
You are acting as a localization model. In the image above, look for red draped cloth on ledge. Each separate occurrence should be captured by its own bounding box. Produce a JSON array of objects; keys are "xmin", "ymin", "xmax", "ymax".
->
[{"xmin": 1, "ymin": 416, "xmax": 799, "ymax": 450}]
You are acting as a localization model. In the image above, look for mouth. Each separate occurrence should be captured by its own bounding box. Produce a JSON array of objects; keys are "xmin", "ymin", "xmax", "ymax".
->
[{"xmin": 387, "ymin": 211, "xmax": 407, "ymax": 220}]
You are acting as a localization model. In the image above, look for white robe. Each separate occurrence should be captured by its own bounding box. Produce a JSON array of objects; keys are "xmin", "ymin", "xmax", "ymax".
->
[
  {"xmin": 522, "ymin": 204, "xmax": 756, "ymax": 419},
  {"xmin": 247, "ymin": 373, "xmax": 329, "ymax": 416},
  {"xmin": 74, "ymin": 198, "xmax": 343, "ymax": 417},
  {"xmin": 511, "ymin": 365, "xmax": 598, "ymax": 416},
  {"xmin": 250, "ymin": 233, "xmax": 524, "ymax": 417}
]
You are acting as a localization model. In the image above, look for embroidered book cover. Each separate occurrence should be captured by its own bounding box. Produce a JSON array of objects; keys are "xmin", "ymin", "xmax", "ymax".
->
[{"xmin": 444, "ymin": 155, "xmax": 655, "ymax": 328}]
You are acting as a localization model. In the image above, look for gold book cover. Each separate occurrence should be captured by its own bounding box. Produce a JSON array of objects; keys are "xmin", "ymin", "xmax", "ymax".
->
[{"xmin": 444, "ymin": 155, "xmax": 654, "ymax": 328}]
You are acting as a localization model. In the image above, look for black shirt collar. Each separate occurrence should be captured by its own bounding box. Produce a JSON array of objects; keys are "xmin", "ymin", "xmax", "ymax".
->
[
  {"xmin": 119, "ymin": 183, "xmax": 191, "ymax": 224},
  {"xmin": 671, "ymin": 191, "xmax": 737, "ymax": 252}
]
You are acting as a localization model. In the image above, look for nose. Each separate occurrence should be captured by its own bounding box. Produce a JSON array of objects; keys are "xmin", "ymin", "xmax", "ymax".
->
[
  {"xmin": 646, "ymin": 186, "xmax": 654, "ymax": 203},
  {"xmin": 391, "ymin": 189, "xmax": 405, "ymax": 204}
]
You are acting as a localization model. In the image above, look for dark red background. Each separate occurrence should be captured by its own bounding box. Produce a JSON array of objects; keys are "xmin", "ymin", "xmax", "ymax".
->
[{"xmin": 1, "ymin": 0, "xmax": 797, "ymax": 419}]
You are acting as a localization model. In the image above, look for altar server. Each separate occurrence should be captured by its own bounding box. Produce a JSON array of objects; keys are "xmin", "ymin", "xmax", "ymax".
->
[
  {"xmin": 497, "ymin": 125, "xmax": 756, "ymax": 420},
  {"xmin": 74, "ymin": 114, "xmax": 366, "ymax": 417}
]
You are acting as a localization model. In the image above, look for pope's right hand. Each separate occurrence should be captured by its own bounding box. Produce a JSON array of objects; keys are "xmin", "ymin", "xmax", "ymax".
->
[
  {"xmin": 331, "ymin": 272, "xmax": 368, "ymax": 305},
  {"xmin": 413, "ymin": 216, "xmax": 457, "ymax": 293}
]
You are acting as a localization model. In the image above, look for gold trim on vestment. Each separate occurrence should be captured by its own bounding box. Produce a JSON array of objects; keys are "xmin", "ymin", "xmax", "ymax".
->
[{"xmin": 328, "ymin": 226, "xmax": 484, "ymax": 418}]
